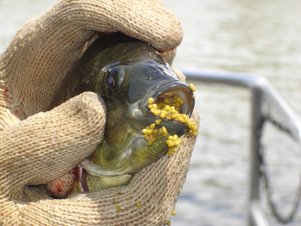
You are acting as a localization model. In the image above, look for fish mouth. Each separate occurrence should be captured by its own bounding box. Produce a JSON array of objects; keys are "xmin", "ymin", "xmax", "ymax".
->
[
  {"xmin": 138, "ymin": 80, "xmax": 195, "ymax": 134},
  {"xmin": 140, "ymin": 80, "xmax": 195, "ymax": 117},
  {"xmin": 153, "ymin": 81, "xmax": 195, "ymax": 116}
]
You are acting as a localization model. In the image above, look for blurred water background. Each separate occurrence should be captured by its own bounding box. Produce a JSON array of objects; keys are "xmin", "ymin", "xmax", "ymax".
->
[{"xmin": 1, "ymin": 0, "xmax": 301, "ymax": 225}]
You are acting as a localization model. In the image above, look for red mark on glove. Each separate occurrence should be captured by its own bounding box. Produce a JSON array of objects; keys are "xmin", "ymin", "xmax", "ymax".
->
[
  {"xmin": 46, "ymin": 173, "xmax": 75, "ymax": 198},
  {"xmin": 3, "ymin": 87, "xmax": 9, "ymax": 97}
]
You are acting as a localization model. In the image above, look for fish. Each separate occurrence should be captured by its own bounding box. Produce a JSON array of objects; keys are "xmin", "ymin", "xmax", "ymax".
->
[{"xmin": 47, "ymin": 33, "xmax": 195, "ymax": 197}]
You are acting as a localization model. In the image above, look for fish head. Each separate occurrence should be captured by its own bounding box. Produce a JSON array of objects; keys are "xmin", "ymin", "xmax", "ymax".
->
[
  {"xmin": 100, "ymin": 58, "xmax": 195, "ymax": 135},
  {"xmin": 80, "ymin": 57, "xmax": 196, "ymax": 181}
]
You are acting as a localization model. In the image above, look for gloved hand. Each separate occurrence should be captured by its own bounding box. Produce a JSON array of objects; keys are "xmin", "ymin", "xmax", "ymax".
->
[{"xmin": 0, "ymin": 0, "xmax": 198, "ymax": 225}]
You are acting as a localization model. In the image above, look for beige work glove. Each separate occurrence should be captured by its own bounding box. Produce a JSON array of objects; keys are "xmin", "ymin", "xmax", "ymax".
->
[{"xmin": 0, "ymin": 0, "xmax": 198, "ymax": 225}]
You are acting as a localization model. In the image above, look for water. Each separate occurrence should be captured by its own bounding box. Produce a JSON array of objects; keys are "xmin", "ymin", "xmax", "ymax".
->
[{"xmin": 1, "ymin": 1, "xmax": 301, "ymax": 225}]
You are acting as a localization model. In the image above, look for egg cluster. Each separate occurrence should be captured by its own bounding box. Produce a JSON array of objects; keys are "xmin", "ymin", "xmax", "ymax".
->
[
  {"xmin": 189, "ymin": 83, "xmax": 197, "ymax": 92},
  {"xmin": 142, "ymin": 87, "xmax": 198, "ymax": 156}
]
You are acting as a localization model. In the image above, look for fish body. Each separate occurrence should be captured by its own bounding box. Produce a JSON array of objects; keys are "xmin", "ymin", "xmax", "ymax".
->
[{"xmin": 49, "ymin": 34, "xmax": 195, "ymax": 195}]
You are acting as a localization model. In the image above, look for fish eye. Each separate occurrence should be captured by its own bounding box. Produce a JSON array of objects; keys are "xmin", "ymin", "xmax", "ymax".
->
[
  {"xmin": 105, "ymin": 67, "xmax": 124, "ymax": 95},
  {"xmin": 106, "ymin": 73, "xmax": 116, "ymax": 88}
]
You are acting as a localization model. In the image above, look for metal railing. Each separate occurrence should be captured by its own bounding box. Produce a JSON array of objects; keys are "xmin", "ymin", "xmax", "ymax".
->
[{"xmin": 183, "ymin": 69, "xmax": 301, "ymax": 226}]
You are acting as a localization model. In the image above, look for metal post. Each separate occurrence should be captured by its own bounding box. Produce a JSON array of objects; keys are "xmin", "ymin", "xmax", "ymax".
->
[
  {"xmin": 248, "ymin": 87, "xmax": 269, "ymax": 226},
  {"xmin": 248, "ymin": 87, "xmax": 262, "ymax": 226},
  {"xmin": 183, "ymin": 69, "xmax": 300, "ymax": 226}
]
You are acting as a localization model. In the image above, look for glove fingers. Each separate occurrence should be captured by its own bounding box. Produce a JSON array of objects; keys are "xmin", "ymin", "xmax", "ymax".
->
[
  {"xmin": 19, "ymin": 133, "xmax": 197, "ymax": 225},
  {"xmin": 3, "ymin": 0, "xmax": 182, "ymax": 116},
  {"xmin": 114, "ymin": 0, "xmax": 183, "ymax": 51},
  {"xmin": 173, "ymin": 68, "xmax": 187, "ymax": 82},
  {"xmin": 70, "ymin": 0, "xmax": 182, "ymax": 51},
  {"xmin": 0, "ymin": 92, "xmax": 105, "ymax": 198},
  {"xmin": 19, "ymin": 113, "xmax": 198, "ymax": 225},
  {"xmin": 159, "ymin": 49, "xmax": 177, "ymax": 65}
]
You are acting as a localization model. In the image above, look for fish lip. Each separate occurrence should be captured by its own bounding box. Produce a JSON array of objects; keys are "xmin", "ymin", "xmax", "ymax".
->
[
  {"xmin": 140, "ymin": 80, "xmax": 195, "ymax": 117},
  {"xmin": 127, "ymin": 80, "xmax": 195, "ymax": 129}
]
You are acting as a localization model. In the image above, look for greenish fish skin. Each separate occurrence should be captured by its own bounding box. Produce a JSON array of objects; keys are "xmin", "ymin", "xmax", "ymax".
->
[{"xmin": 51, "ymin": 34, "xmax": 195, "ymax": 193}]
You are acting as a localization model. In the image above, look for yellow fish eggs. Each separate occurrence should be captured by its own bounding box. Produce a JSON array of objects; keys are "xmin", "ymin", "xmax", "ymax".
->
[
  {"xmin": 142, "ymin": 95, "xmax": 197, "ymax": 156},
  {"xmin": 189, "ymin": 83, "xmax": 197, "ymax": 92}
]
